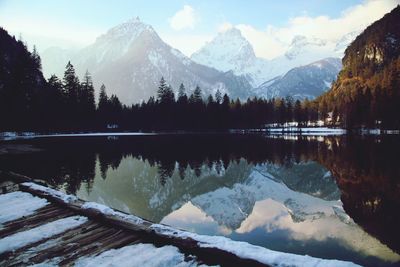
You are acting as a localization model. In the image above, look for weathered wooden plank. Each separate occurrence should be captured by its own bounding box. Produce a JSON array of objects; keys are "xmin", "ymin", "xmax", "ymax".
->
[
  {"xmin": 0, "ymin": 208, "xmax": 75, "ymax": 238},
  {"xmin": 28, "ymin": 227, "xmax": 117, "ymax": 264},
  {"xmin": 56, "ymin": 230, "xmax": 139, "ymax": 266},
  {"xmin": 0, "ymin": 221, "xmax": 100, "ymax": 267},
  {"xmin": 96, "ymin": 233, "xmax": 141, "ymax": 252},
  {"xmin": 1, "ymin": 204, "xmax": 61, "ymax": 228}
]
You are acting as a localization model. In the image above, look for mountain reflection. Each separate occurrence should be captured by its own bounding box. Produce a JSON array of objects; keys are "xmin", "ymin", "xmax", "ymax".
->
[{"xmin": 1, "ymin": 134, "xmax": 399, "ymax": 266}]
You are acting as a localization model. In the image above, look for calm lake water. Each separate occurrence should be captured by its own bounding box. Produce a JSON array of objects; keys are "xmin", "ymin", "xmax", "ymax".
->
[{"xmin": 1, "ymin": 133, "xmax": 399, "ymax": 266}]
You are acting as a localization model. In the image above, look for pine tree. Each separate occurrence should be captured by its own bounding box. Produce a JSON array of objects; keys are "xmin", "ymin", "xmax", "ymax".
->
[
  {"xmin": 164, "ymin": 85, "xmax": 175, "ymax": 104},
  {"xmin": 192, "ymin": 86, "xmax": 202, "ymax": 103},
  {"xmin": 215, "ymin": 89, "xmax": 222, "ymax": 104},
  {"xmin": 157, "ymin": 77, "xmax": 167, "ymax": 103},
  {"xmin": 207, "ymin": 94, "xmax": 215, "ymax": 106},
  {"xmin": 62, "ymin": 61, "xmax": 81, "ymax": 126},
  {"xmin": 48, "ymin": 75, "xmax": 63, "ymax": 94},
  {"xmin": 98, "ymin": 84, "xmax": 108, "ymax": 112},
  {"xmin": 63, "ymin": 61, "xmax": 80, "ymax": 104},
  {"xmin": 32, "ymin": 45, "xmax": 42, "ymax": 71},
  {"xmin": 177, "ymin": 83, "xmax": 188, "ymax": 104},
  {"xmin": 81, "ymin": 70, "xmax": 96, "ymax": 114},
  {"xmin": 178, "ymin": 83, "xmax": 186, "ymax": 99}
]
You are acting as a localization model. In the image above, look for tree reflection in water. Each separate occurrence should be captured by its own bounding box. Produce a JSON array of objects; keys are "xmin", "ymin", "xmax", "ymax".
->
[{"xmin": 0, "ymin": 134, "xmax": 399, "ymax": 256}]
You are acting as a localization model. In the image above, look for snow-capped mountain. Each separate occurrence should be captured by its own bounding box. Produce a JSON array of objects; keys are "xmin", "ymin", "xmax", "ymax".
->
[
  {"xmin": 40, "ymin": 20, "xmax": 358, "ymax": 103},
  {"xmin": 191, "ymin": 28, "xmax": 270, "ymax": 87},
  {"xmin": 41, "ymin": 18, "xmax": 252, "ymax": 104},
  {"xmin": 191, "ymin": 29, "xmax": 353, "ymax": 94},
  {"xmin": 260, "ymin": 35, "xmax": 340, "ymax": 82},
  {"xmin": 191, "ymin": 168, "xmax": 345, "ymax": 229},
  {"xmin": 254, "ymin": 58, "xmax": 342, "ymax": 100}
]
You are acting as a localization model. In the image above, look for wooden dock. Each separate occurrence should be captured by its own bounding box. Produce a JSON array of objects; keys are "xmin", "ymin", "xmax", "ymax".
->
[{"xmin": 0, "ymin": 172, "xmax": 268, "ymax": 267}]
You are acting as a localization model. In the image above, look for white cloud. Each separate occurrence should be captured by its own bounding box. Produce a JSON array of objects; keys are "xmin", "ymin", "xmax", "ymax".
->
[
  {"xmin": 232, "ymin": 0, "xmax": 399, "ymax": 59},
  {"xmin": 169, "ymin": 5, "xmax": 197, "ymax": 31},
  {"xmin": 236, "ymin": 24, "xmax": 287, "ymax": 60}
]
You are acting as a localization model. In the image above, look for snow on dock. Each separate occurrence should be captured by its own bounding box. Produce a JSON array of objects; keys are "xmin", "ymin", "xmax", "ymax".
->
[
  {"xmin": 0, "ymin": 175, "xmax": 361, "ymax": 267},
  {"xmin": 0, "ymin": 191, "xmax": 48, "ymax": 225}
]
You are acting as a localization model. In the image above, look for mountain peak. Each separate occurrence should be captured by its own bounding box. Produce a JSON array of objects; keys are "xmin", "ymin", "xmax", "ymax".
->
[
  {"xmin": 128, "ymin": 16, "xmax": 141, "ymax": 23},
  {"xmin": 219, "ymin": 27, "xmax": 242, "ymax": 37},
  {"xmin": 191, "ymin": 27, "xmax": 266, "ymax": 85},
  {"xmin": 214, "ymin": 27, "xmax": 250, "ymax": 48},
  {"xmin": 98, "ymin": 17, "xmax": 155, "ymax": 42}
]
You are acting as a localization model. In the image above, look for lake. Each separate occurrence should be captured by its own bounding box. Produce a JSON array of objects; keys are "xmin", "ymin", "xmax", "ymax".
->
[{"xmin": 1, "ymin": 133, "xmax": 399, "ymax": 267}]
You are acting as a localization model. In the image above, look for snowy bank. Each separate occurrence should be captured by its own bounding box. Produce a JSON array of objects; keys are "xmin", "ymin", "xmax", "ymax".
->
[{"xmin": 266, "ymin": 127, "xmax": 346, "ymax": 135}]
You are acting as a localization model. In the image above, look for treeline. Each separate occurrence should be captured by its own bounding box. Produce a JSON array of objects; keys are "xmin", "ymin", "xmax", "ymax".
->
[
  {"xmin": 124, "ymin": 77, "xmax": 319, "ymax": 130},
  {"xmin": 42, "ymin": 72, "xmax": 321, "ymax": 131}
]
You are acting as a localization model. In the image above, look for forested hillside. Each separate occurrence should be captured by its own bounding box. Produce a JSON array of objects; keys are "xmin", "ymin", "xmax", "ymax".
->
[
  {"xmin": 0, "ymin": 28, "xmax": 45, "ymax": 130},
  {"xmin": 316, "ymin": 5, "xmax": 400, "ymax": 129}
]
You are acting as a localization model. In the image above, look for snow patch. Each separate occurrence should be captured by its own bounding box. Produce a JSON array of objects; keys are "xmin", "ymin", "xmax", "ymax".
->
[
  {"xmin": 267, "ymin": 127, "xmax": 346, "ymax": 135},
  {"xmin": 22, "ymin": 182, "xmax": 78, "ymax": 203},
  {"xmin": 75, "ymin": 243, "xmax": 202, "ymax": 267},
  {"xmin": 82, "ymin": 202, "xmax": 145, "ymax": 225},
  {"xmin": 324, "ymin": 80, "xmax": 332, "ymax": 88},
  {"xmin": 0, "ymin": 192, "xmax": 48, "ymax": 226},
  {"xmin": 171, "ymin": 48, "xmax": 191, "ymax": 66}
]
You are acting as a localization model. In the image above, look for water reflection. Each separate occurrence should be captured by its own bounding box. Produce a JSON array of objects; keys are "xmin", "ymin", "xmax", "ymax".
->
[{"xmin": 0, "ymin": 134, "xmax": 399, "ymax": 266}]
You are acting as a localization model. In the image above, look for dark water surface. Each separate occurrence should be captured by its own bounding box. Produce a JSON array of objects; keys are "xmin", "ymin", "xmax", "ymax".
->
[{"xmin": 1, "ymin": 133, "xmax": 399, "ymax": 266}]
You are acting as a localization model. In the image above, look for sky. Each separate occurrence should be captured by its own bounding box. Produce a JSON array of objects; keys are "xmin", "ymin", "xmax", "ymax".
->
[{"xmin": 0, "ymin": 0, "xmax": 399, "ymax": 59}]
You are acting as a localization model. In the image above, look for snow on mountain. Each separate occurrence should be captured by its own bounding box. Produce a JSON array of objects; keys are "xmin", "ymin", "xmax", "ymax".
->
[
  {"xmin": 40, "ymin": 20, "xmax": 359, "ymax": 102},
  {"xmin": 254, "ymin": 58, "xmax": 342, "ymax": 100},
  {"xmin": 262, "ymin": 35, "xmax": 339, "ymax": 81},
  {"xmin": 285, "ymin": 35, "xmax": 329, "ymax": 60},
  {"xmin": 191, "ymin": 29, "xmax": 356, "ymax": 95},
  {"xmin": 190, "ymin": 165, "xmax": 344, "ymax": 229},
  {"xmin": 191, "ymin": 28, "xmax": 270, "ymax": 87},
  {"xmin": 41, "ymin": 18, "xmax": 252, "ymax": 104},
  {"xmin": 334, "ymin": 31, "xmax": 361, "ymax": 54}
]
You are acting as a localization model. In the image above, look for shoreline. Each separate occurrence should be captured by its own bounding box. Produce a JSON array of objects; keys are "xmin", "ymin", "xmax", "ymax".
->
[{"xmin": 1, "ymin": 127, "xmax": 400, "ymax": 141}]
